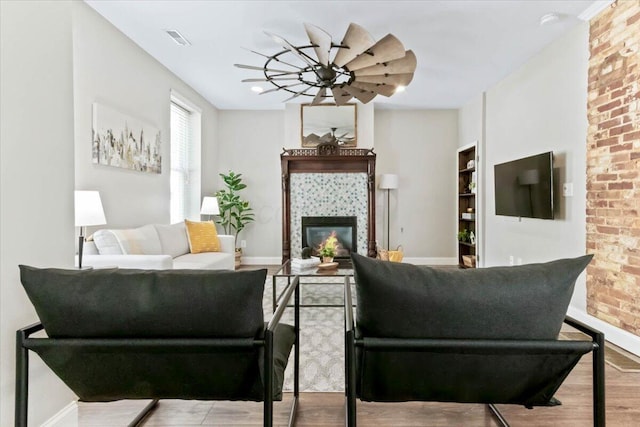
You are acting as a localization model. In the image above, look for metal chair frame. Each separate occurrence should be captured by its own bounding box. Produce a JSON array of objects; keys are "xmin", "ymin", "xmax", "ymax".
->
[
  {"xmin": 16, "ymin": 277, "xmax": 301, "ymax": 427},
  {"xmin": 344, "ymin": 276, "xmax": 605, "ymax": 427}
]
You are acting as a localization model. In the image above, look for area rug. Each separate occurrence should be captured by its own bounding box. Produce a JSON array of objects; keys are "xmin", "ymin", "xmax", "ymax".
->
[{"xmin": 264, "ymin": 276, "xmax": 352, "ymax": 392}]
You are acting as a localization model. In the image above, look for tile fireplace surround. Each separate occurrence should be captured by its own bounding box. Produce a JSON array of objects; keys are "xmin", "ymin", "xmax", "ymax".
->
[{"xmin": 290, "ymin": 173, "xmax": 368, "ymax": 258}]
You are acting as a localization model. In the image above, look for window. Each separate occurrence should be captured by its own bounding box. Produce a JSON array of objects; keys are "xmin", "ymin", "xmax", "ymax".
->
[{"xmin": 170, "ymin": 96, "xmax": 201, "ymax": 223}]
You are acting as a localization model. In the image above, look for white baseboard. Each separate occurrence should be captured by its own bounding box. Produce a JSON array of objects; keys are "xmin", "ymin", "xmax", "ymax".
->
[
  {"xmin": 242, "ymin": 256, "xmax": 459, "ymax": 266},
  {"xmin": 242, "ymin": 256, "xmax": 282, "ymax": 265},
  {"xmin": 567, "ymin": 306, "xmax": 640, "ymax": 356},
  {"xmin": 403, "ymin": 257, "xmax": 458, "ymax": 266},
  {"xmin": 42, "ymin": 401, "xmax": 77, "ymax": 427}
]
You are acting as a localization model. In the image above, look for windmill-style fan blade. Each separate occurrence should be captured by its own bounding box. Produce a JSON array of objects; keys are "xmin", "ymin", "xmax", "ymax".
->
[
  {"xmin": 345, "ymin": 34, "xmax": 406, "ymax": 71},
  {"xmin": 242, "ymin": 77, "xmax": 300, "ymax": 82},
  {"xmin": 265, "ymin": 31, "xmax": 317, "ymax": 67},
  {"xmin": 311, "ymin": 87, "xmax": 327, "ymax": 105},
  {"xmin": 304, "ymin": 23, "xmax": 332, "ymax": 67},
  {"xmin": 355, "ymin": 72, "xmax": 414, "ymax": 86},
  {"xmin": 282, "ymin": 86, "xmax": 313, "ymax": 102},
  {"xmin": 351, "ymin": 81, "xmax": 397, "ymax": 97},
  {"xmin": 243, "ymin": 47, "xmax": 306, "ymax": 70},
  {"xmin": 331, "ymin": 87, "xmax": 354, "ymax": 105},
  {"xmin": 343, "ymin": 85, "xmax": 377, "ymax": 104},
  {"xmin": 260, "ymin": 83, "xmax": 305, "ymax": 94},
  {"xmin": 333, "ymin": 23, "xmax": 375, "ymax": 67},
  {"xmin": 353, "ymin": 50, "xmax": 417, "ymax": 76},
  {"xmin": 235, "ymin": 64, "xmax": 298, "ymax": 74}
]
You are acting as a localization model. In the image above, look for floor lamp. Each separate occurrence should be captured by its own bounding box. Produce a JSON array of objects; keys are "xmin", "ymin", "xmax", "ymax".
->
[
  {"xmin": 74, "ymin": 191, "xmax": 106, "ymax": 269},
  {"xmin": 379, "ymin": 174, "xmax": 399, "ymax": 249}
]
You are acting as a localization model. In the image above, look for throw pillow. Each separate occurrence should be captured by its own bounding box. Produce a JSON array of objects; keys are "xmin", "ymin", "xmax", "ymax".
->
[
  {"xmin": 154, "ymin": 223, "xmax": 190, "ymax": 258},
  {"xmin": 111, "ymin": 225, "xmax": 162, "ymax": 255},
  {"xmin": 92, "ymin": 229, "xmax": 123, "ymax": 255},
  {"xmin": 351, "ymin": 253, "xmax": 593, "ymax": 340},
  {"xmin": 184, "ymin": 220, "xmax": 221, "ymax": 253}
]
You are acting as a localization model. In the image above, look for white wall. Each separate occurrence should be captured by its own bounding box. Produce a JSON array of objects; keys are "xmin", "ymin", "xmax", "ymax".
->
[
  {"xmin": 73, "ymin": 2, "xmax": 219, "ymax": 229},
  {"xmin": 217, "ymin": 111, "xmax": 284, "ymax": 260},
  {"xmin": 0, "ymin": 1, "xmax": 77, "ymax": 425},
  {"xmin": 458, "ymin": 94, "xmax": 484, "ymax": 149},
  {"xmin": 484, "ymin": 23, "xmax": 589, "ymax": 305},
  {"xmin": 374, "ymin": 110, "xmax": 458, "ymax": 262}
]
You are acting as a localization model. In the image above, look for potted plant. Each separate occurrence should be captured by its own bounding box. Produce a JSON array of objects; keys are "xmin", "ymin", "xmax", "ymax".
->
[
  {"xmin": 215, "ymin": 171, "xmax": 255, "ymax": 267},
  {"xmin": 457, "ymin": 229, "xmax": 470, "ymax": 243},
  {"xmin": 318, "ymin": 233, "xmax": 338, "ymax": 263}
]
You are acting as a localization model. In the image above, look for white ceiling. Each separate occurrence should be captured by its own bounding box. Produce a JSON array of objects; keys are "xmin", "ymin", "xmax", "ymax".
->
[{"xmin": 85, "ymin": 0, "xmax": 599, "ymax": 110}]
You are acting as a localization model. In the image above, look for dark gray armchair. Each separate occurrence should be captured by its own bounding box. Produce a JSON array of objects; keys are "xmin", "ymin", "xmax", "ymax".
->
[
  {"xmin": 345, "ymin": 253, "xmax": 604, "ymax": 427},
  {"xmin": 16, "ymin": 266, "xmax": 300, "ymax": 427}
]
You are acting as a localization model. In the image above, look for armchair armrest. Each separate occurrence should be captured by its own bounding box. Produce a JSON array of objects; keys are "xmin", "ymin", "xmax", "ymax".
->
[
  {"xmin": 218, "ymin": 235, "xmax": 235, "ymax": 254},
  {"xmin": 81, "ymin": 254, "xmax": 173, "ymax": 269}
]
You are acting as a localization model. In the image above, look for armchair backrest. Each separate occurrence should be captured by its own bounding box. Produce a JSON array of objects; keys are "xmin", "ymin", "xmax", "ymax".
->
[
  {"xmin": 18, "ymin": 266, "xmax": 277, "ymax": 402},
  {"xmin": 349, "ymin": 254, "xmax": 594, "ymax": 406},
  {"xmin": 351, "ymin": 253, "xmax": 593, "ymax": 340},
  {"xmin": 20, "ymin": 266, "xmax": 266, "ymax": 338}
]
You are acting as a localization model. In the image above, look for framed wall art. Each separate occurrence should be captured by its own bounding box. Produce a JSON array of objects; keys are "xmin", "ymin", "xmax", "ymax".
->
[{"xmin": 92, "ymin": 103, "xmax": 162, "ymax": 173}]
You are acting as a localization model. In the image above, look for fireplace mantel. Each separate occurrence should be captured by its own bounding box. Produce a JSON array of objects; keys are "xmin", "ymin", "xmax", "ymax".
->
[{"xmin": 280, "ymin": 147, "xmax": 376, "ymax": 262}]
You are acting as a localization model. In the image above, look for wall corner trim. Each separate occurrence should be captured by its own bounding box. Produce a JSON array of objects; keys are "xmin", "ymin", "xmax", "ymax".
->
[{"xmin": 578, "ymin": 0, "xmax": 614, "ymax": 21}]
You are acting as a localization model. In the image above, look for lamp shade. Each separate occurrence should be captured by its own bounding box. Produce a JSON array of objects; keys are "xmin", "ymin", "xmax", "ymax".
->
[
  {"xmin": 74, "ymin": 191, "xmax": 106, "ymax": 227},
  {"xmin": 379, "ymin": 174, "xmax": 399, "ymax": 190},
  {"xmin": 200, "ymin": 196, "xmax": 220, "ymax": 215}
]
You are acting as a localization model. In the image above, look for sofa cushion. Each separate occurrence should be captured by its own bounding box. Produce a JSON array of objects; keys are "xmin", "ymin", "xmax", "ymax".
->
[
  {"xmin": 351, "ymin": 253, "xmax": 592, "ymax": 340},
  {"xmin": 185, "ymin": 220, "xmax": 220, "ymax": 254},
  {"xmin": 19, "ymin": 266, "xmax": 267, "ymax": 338},
  {"xmin": 111, "ymin": 225, "xmax": 162, "ymax": 255},
  {"xmin": 92, "ymin": 229, "xmax": 123, "ymax": 255},
  {"xmin": 154, "ymin": 222, "xmax": 190, "ymax": 258},
  {"xmin": 173, "ymin": 252, "xmax": 234, "ymax": 270}
]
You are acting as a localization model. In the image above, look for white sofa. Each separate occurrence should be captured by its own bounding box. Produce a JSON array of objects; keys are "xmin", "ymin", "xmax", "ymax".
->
[{"xmin": 82, "ymin": 223, "xmax": 235, "ymax": 270}]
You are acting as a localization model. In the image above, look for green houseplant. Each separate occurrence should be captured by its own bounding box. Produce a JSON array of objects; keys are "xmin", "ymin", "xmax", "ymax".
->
[
  {"xmin": 457, "ymin": 229, "xmax": 470, "ymax": 243},
  {"xmin": 215, "ymin": 171, "xmax": 255, "ymax": 249}
]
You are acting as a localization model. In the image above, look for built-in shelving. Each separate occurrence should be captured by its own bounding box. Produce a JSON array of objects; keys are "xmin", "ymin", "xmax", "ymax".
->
[{"xmin": 457, "ymin": 143, "xmax": 478, "ymax": 269}]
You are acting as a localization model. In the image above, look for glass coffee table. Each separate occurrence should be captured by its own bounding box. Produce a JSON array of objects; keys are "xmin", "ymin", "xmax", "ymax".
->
[{"xmin": 271, "ymin": 259, "xmax": 354, "ymax": 312}]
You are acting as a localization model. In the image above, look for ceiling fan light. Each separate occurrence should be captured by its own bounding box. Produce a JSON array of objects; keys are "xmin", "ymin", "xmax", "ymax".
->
[
  {"xmin": 539, "ymin": 13, "xmax": 561, "ymax": 26},
  {"xmin": 237, "ymin": 23, "xmax": 415, "ymax": 104},
  {"xmin": 395, "ymin": 85, "xmax": 406, "ymax": 93}
]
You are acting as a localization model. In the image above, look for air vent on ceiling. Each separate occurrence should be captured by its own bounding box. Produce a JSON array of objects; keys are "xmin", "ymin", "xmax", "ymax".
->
[{"xmin": 165, "ymin": 29, "xmax": 191, "ymax": 46}]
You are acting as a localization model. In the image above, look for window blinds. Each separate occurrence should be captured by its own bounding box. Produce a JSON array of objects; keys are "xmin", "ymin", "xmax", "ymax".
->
[{"xmin": 170, "ymin": 102, "xmax": 192, "ymax": 223}]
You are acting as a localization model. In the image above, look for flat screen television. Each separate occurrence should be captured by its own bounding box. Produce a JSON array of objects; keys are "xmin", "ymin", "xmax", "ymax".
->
[{"xmin": 494, "ymin": 151, "xmax": 554, "ymax": 219}]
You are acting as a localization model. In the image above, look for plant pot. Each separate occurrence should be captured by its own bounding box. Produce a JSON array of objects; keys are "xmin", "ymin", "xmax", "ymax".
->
[
  {"xmin": 322, "ymin": 256, "xmax": 334, "ymax": 263},
  {"xmin": 235, "ymin": 249, "xmax": 242, "ymax": 269}
]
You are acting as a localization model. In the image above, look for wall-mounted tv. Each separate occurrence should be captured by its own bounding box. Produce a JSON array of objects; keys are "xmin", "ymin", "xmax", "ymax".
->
[{"xmin": 494, "ymin": 151, "xmax": 554, "ymax": 219}]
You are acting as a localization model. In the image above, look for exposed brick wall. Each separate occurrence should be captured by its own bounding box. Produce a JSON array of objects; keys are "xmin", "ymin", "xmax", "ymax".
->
[{"xmin": 586, "ymin": 0, "xmax": 640, "ymax": 335}]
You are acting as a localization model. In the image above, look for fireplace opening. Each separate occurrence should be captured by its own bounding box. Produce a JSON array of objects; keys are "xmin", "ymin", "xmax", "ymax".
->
[{"xmin": 302, "ymin": 216, "xmax": 357, "ymax": 263}]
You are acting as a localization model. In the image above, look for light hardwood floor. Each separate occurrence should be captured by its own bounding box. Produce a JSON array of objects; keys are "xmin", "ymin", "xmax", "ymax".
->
[{"xmin": 78, "ymin": 356, "xmax": 640, "ymax": 426}]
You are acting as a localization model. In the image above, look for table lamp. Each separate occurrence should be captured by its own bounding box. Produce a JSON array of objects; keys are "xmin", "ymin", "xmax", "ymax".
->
[
  {"xmin": 75, "ymin": 190, "xmax": 106, "ymax": 269},
  {"xmin": 200, "ymin": 196, "xmax": 220, "ymax": 221}
]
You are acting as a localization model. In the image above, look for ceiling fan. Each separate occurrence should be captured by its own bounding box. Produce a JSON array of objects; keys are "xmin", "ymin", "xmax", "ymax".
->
[{"xmin": 235, "ymin": 23, "xmax": 417, "ymax": 105}]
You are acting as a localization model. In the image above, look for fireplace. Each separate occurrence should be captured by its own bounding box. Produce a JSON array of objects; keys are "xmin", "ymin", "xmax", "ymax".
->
[
  {"xmin": 302, "ymin": 216, "xmax": 357, "ymax": 262},
  {"xmin": 280, "ymin": 147, "xmax": 376, "ymax": 262}
]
